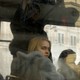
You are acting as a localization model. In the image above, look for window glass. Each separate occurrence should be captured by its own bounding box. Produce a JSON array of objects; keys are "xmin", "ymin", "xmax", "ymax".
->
[{"xmin": 0, "ymin": 0, "xmax": 80, "ymax": 79}]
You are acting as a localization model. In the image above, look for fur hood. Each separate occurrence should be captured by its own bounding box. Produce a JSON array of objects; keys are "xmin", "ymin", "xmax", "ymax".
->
[
  {"xmin": 58, "ymin": 58, "xmax": 79, "ymax": 80},
  {"xmin": 11, "ymin": 51, "xmax": 64, "ymax": 80}
]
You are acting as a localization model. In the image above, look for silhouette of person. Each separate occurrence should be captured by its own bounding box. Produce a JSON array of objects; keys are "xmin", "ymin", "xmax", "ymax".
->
[
  {"xmin": 58, "ymin": 49, "xmax": 80, "ymax": 80},
  {"xmin": 9, "ymin": 0, "xmax": 79, "ymax": 57},
  {"xmin": 9, "ymin": 0, "xmax": 48, "ymax": 57}
]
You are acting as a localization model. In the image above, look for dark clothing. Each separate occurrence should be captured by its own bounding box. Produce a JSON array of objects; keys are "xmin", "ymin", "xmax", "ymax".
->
[
  {"xmin": 11, "ymin": 5, "xmax": 46, "ymax": 34},
  {"xmin": 9, "ymin": 5, "xmax": 47, "ymax": 57}
]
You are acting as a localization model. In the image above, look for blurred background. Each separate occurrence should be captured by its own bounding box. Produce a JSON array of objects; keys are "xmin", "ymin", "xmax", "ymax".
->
[{"xmin": 0, "ymin": 0, "xmax": 80, "ymax": 78}]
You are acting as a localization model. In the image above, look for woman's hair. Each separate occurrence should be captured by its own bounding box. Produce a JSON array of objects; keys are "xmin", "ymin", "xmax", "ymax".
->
[
  {"xmin": 28, "ymin": 36, "xmax": 52, "ymax": 61},
  {"xmin": 28, "ymin": 36, "xmax": 50, "ymax": 52},
  {"xmin": 59, "ymin": 49, "xmax": 76, "ymax": 59}
]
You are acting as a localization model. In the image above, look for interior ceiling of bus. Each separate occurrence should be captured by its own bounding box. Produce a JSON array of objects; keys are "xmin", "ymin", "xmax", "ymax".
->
[{"xmin": 0, "ymin": 0, "xmax": 80, "ymax": 27}]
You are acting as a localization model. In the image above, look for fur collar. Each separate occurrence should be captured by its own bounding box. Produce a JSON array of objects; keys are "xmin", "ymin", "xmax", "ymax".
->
[{"xmin": 11, "ymin": 51, "xmax": 64, "ymax": 80}]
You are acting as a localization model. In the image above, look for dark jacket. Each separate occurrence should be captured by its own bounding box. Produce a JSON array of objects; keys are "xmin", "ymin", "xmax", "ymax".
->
[{"xmin": 9, "ymin": 4, "xmax": 47, "ymax": 57}]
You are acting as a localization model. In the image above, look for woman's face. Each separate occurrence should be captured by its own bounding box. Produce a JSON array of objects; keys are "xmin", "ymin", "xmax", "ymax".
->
[
  {"xmin": 65, "ymin": 54, "xmax": 76, "ymax": 63},
  {"xmin": 37, "ymin": 40, "xmax": 50, "ymax": 57}
]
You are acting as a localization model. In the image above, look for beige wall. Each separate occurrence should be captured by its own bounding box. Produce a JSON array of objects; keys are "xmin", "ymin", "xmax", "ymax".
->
[
  {"xmin": 0, "ymin": 22, "xmax": 13, "ymax": 78},
  {"xmin": 64, "ymin": 0, "xmax": 80, "ymax": 3}
]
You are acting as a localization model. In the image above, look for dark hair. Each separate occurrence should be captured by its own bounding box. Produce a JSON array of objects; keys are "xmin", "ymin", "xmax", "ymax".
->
[{"xmin": 59, "ymin": 49, "xmax": 76, "ymax": 59}]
